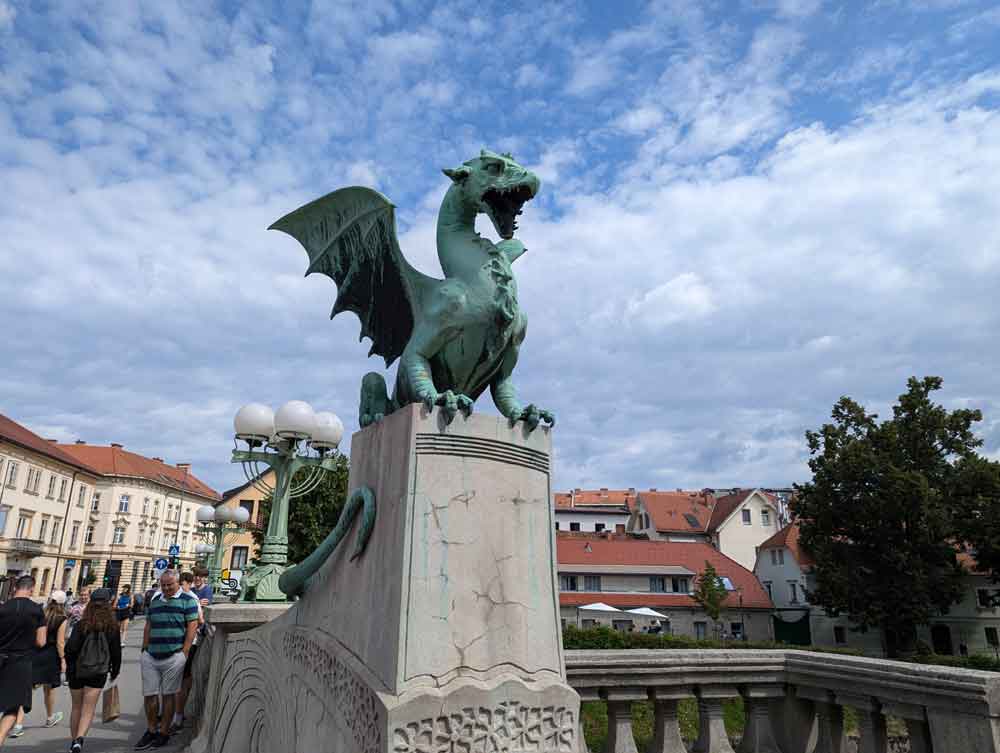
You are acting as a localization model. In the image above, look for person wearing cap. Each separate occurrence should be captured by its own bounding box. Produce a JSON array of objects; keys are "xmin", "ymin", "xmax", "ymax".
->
[
  {"xmin": 29, "ymin": 590, "xmax": 69, "ymax": 731},
  {"xmin": 64, "ymin": 587, "xmax": 121, "ymax": 753}
]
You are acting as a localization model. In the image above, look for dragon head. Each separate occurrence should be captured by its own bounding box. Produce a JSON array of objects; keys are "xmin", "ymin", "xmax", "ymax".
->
[{"xmin": 443, "ymin": 150, "xmax": 540, "ymax": 240}]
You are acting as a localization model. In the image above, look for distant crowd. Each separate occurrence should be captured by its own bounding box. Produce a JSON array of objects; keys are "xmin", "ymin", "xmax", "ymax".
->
[{"xmin": 0, "ymin": 567, "xmax": 213, "ymax": 752}]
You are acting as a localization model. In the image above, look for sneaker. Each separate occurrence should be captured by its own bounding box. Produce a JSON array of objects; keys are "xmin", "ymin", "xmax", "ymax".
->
[
  {"xmin": 150, "ymin": 733, "xmax": 170, "ymax": 748},
  {"xmin": 46, "ymin": 711, "xmax": 65, "ymax": 727},
  {"xmin": 134, "ymin": 730, "xmax": 158, "ymax": 750},
  {"xmin": 10, "ymin": 725, "xmax": 24, "ymax": 738},
  {"xmin": 70, "ymin": 740, "xmax": 83, "ymax": 753},
  {"xmin": 169, "ymin": 719, "xmax": 183, "ymax": 734}
]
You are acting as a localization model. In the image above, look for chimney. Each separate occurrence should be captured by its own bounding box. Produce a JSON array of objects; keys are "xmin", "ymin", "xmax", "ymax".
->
[
  {"xmin": 152, "ymin": 457, "xmax": 164, "ymax": 463},
  {"xmin": 677, "ymin": 488, "xmax": 683, "ymax": 492},
  {"xmin": 47, "ymin": 438, "xmax": 58, "ymax": 443},
  {"xmin": 75, "ymin": 440, "xmax": 86, "ymax": 445},
  {"xmin": 628, "ymin": 487, "xmax": 635, "ymax": 493},
  {"xmin": 111, "ymin": 443, "xmax": 123, "ymax": 449},
  {"xmin": 600, "ymin": 487, "xmax": 608, "ymax": 492},
  {"xmin": 176, "ymin": 462, "xmax": 191, "ymax": 470},
  {"xmin": 649, "ymin": 487, "xmax": 657, "ymax": 492}
]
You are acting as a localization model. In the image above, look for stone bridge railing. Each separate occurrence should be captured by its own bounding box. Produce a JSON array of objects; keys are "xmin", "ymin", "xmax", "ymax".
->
[{"xmin": 564, "ymin": 649, "xmax": 1000, "ymax": 753}]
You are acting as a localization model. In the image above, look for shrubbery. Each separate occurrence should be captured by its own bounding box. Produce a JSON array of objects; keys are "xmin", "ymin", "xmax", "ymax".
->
[{"xmin": 561, "ymin": 624, "xmax": 858, "ymax": 653}]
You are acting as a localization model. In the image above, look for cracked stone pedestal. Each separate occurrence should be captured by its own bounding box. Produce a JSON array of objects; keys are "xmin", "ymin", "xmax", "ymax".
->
[{"xmin": 193, "ymin": 404, "xmax": 580, "ymax": 753}]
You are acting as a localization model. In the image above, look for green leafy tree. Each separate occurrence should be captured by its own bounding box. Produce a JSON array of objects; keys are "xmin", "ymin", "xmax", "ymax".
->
[
  {"xmin": 253, "ymin": 454, "xmax": 350, "ymax": 564},
  {"xmin": 793, "ymin": 376, "xmax": 984, "ymax": 656},
  {"xmin": 953, "ymin": 455, "xmax": 1000, "ymax": 588},
  {"xmin": 692, "ymin": 561, "xmax": 728, "ymax": 623}
]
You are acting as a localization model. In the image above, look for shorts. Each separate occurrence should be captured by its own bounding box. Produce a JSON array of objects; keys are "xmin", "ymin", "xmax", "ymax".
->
[
  {"xmin": 115, "ymin": 609, "xmax": 131, "ymax": 623},
  {"xmin": 0, "ymin": 655, "xmax": 32, "ymax": 714},
  {"xmin": 141, "ymin": 651, "xmax": 186, "ymax": 697},
  {"xmin": 182, "ymin": 643, "xmax": 199, "ymax": 679},
  {"xmin": 67, "ymin": 671, "xmax": 108, "ymax": 690}
]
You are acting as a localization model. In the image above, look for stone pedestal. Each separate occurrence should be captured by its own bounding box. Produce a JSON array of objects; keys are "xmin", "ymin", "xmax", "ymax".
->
[{"xmin": 193, "ymin": 404, "xmax": 580, "ymax": 753}]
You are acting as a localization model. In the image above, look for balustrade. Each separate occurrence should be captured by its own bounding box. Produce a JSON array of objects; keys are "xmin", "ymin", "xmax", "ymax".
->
[{"xmin": 565, "ymin": 649, "xmax": 1000, "ymax": 753}]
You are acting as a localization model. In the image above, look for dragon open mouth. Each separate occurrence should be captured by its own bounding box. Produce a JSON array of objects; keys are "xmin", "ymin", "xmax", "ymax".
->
[{"xmin": 482, "ymin": 184, "xmax": 535, "ymax": 240}]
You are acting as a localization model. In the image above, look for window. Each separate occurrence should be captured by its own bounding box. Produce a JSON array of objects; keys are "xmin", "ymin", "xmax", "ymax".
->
[
  {"xmin": 92, "ymin": 492, "xmax": 101, "ymax": 511},
  {"xmin": 731, "ymin": 622, "xmax": 744, "ymax": 639},
  {"xmin": 671, "ymin": 577, "xmax": 690, "ymax": 593},
  {"xmin": 584, "ymin": 575, "xmax": 602, "ymax": 592},
  {"xmin": 76, "ymin": 485, "xmax": 86, "ymax": 508},
  {"xmin": 0, "ymin": 506, "xmax": 8, "ymax": 535},
  {"xmin": 143, "ymin": 497, "xmax": 150, "ymax": 515},
  {"xmin": 581, "ymin": 619, "xmax": 597, "ymax": 629},
  {"xmin": 85, "ymin": 525, "xmax": 95, "ymax": 544},
  {"xmin": 650, "ymin": 576, "xmax": 667, "ymax": 593},
  {"xmin": 611, "ymin": 619, "xmax": 634, "ymax": 632},
  {"xmin": 615, "ymin": 524, "xmax": 626, "ymax": 534},
  {"xmin": 834, "ymin": 626, "xmax": 847, "ymax": 645},
  {"xmin": 789, "ymin": 582, "xmax": 799, "ymax": 603},
  {"xmin": 643, "ymin": 513, "xmax": 650, "ymax": 529},
  {"xmin": 39, "ymin": 517, "xmax": 49, "ymax": 541},
  {"xmin": 978, "ymin": 589, "xmax": 999, "ymax": 608},
  {"xmin": 184, "ymin": 508, "xmax": 190, "ymax": 524},
  {"xmin": 594, "ymin": 523, "xmax": 605, "ymax": 532},
  {"xmin": 694, "ymin": 622, "xmax": 707, "ymax": 640},
  {"xmin": 167, "ymin": 503, "xmax": 174, "ymax": 521},
  {"xmin": 240, "ymin": 500, "xmax": 254, "ymax": 520},
  {"xmin": 16, "ymin": 515, "xmax": 30, "ymax": 538},
  {"xmin": 153, "ymin": 500, "xmax": 159, "ymax": 517},
  {"xmin": 25, "ymin": 467, "xmax": 40, "ymax": 493},
  {"xmin": 778, "ymin": 550, "xmax": 784, "ymax": 565},
  {"xmin": 742, "ymin": 509, "xmax": 752, "ymax": 525},
  {"xmin": 113, "ymin": 526, "xmax": 126, "ymax": 545},
  {"xmin": 986, "ymin": 627, "xmax": 999, "ymax": 648},
  {"xmin": 181, "ymin": 533, "xmax": 188, "ymax": 551},
  {"xmin": 119, "ymin": 495, "xmax": 130, "ymax": 513},
  {"xmin": 764, "ymin": 581, "xmax": 773, "ymax": 600},
  {"xmin": 50, "ymin": 518, "xmax": 61, "ymax": 545},
  {"xmin": 147, "ymin": 529, "xmax": 155, "ymax": 547},
  {"xmin": 554, "ymin": 522, "xmax": 560, "ymax": 531},
  {"xmin": 560, "ymin": 575, "xmax": 578, "ymax": 591},
  {"xmin": 5, "ymin": 460, "xmax": 19, "ymax": 487},
  {"xmin": 569, "ymin": 522, "xmax": 580, "ymax": 532},
  {"xmin": 761, "ymin": 510, "xmax": 770, "ymax": 527},
  {"xmin": 40, "ymin": 568, "xmax": 50, "ymax": 593},
  {"xmin": 231, "ymin": 546, "xmax": 249, "ymax": 570},
  {"xmin": 70, "ymin": 522, "xmax": 80, "ymax": 548},
  {"xmin": 47, "ymin": 475, "xmax": 57, "ymax": 498},
  {"xmin": 58, "ymin": 478, "xmax": 67, "ymax": 500}
]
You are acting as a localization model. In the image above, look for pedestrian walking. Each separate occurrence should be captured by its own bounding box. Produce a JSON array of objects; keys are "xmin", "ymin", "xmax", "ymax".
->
[
  {"xmin": 0, "ymin": 574, "xmax": 46, "ymax": 746},
  {"xmin": 65, "ymin": 587, "xmax": 121, "ymax": 753},
  {"xmin": 115, "ymin": 585, "xmax": 134, "ymax": 641},
  {"xmin": 134, "ymin": 570, "xmax": 198, "ymax": 750},
  {"xmin": 67, "ymin": 587, "xmax": 91, "ymax": 634},
  {"xmin": 191, "ymin": 567, "xmax": 213, "ymax": 606},
  {"xmin": 171, "ymin": 572, "xmax": 205, "ymax": 733},
  {"xmin": 132, "ymin": 590, "xmax": 144, "ymax": 617},
  {"xmin": 31, "ymin": 590, "xmax": 69, "ymax": 729}
]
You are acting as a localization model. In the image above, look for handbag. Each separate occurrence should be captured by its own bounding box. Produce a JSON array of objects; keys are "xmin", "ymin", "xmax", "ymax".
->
[{"xmin": 102, "ymin": 682, "xmax": 121, "ymax": 723}]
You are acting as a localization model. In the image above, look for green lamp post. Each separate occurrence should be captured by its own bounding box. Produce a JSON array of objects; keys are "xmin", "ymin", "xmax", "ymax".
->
[
  {"xmin": 194, "ymin": 504, "xmax": 250, "ymax": 596},
  {"xmin": 230, "ymin": 400, "xmax": 344, "ymax": 602}
]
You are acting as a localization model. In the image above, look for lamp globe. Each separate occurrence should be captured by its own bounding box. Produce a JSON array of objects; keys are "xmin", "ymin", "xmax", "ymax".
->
[
  {"xmin": 234, "ymin": 403, "xmax": 274, "ymax": 442},
  {"xmin": 214, "ymin": 506, "xmax": 235, "ymax": 524},
  {"xmin": 274, "ymin": 400, "xmax": 317, "ymax": 441},
  {"xmin": 232, "ymin": 506, "xmax": 251, "ymax": 525},
  {"xmin": 311, "ymin": 411, "xmax": 344, "ymax": 450},
  {"xmin": 196, "ymin": 505, "xmax": 217, "ymax": 524}
]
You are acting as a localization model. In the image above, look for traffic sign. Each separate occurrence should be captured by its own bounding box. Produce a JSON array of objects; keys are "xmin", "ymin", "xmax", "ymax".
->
[
  {"xmin": 154, "ymin": 557, "xmax": 169, "ymax": 570},
  {"xmin": 168, "ymin": 544, "xmax": 180, "ymax": 557}
]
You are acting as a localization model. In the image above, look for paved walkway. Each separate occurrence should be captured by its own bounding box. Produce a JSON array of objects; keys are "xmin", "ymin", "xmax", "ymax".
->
[{"xmin": 5, "ymin": 618, "xmax": 193, "ymax": 753}]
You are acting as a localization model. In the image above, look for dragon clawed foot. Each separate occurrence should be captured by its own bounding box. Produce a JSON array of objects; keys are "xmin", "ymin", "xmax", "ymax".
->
[
  {"xmin": 424, "ymin": 390, "xmax": 474, "ymax": 425},
  {"xmin": 511, "ymin": 404, "xmax": 555, "ymax": 432}
]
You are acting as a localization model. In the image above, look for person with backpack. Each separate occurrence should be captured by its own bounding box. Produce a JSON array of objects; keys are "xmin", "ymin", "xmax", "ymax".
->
[
  {"xmin": 31, "ymin": 590, "xmax": 69, "ymax": 729},
  {"xmin": 64, "ymin": 588, "xmax": 121, "ymax": 753}
]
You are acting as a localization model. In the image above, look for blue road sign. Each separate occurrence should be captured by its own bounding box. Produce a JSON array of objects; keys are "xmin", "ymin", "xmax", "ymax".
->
[
  {"xmin": 168, "ymin": 544, "xmax": 180, "ymax": 557},
  {"xmin": 154, "ymin": 557, "xmax": 169, "ymax": 570}
]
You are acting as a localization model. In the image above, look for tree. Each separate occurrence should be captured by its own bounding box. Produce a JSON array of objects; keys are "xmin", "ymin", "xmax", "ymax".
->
[
  {"xmin": 252, "ymin": 454, "xmax": 350, "ymax": 565},
  {"xmin": 692, "ymin": 561, "xmax": 728, "ymax": 624},
  {"xmin": 792, "ymin": 376, "xmax": 984, "ymax": 656},
  {"xmin": 953, "ymin": 455, "xmax": 1000, "ymax": 587}
]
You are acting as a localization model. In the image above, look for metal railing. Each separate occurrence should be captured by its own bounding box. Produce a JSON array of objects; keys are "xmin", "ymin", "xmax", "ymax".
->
[{"xmin": 565, "ymin": 648, "xmax": 1000, "ymax": 752}]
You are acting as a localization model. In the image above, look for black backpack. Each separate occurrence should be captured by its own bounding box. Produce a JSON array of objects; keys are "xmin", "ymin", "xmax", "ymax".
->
[{"xmin": 76, "ymin": 630, "xmax": 110, "ymax": 679}]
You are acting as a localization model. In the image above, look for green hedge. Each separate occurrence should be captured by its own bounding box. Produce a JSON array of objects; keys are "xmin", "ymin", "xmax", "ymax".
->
[
  {"xmin": 561, "ymin": 624, "xmax": 860, "ymax": 653},
  {"xmin": 909, "ymin": 652, "xmax": 1000, "ymax": 672}
]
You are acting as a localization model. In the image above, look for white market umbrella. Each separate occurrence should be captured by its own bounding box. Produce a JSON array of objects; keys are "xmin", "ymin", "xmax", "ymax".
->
[
  {"xmin": 578, "ymin": 602, "xmax": 624, "ymax": 612},
  {"xmin": 627, "ymin": 607, "xmax": 669, "ymax": 619}
]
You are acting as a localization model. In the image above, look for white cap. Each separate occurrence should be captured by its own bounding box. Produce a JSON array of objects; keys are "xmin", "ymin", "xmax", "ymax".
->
[{"xmin": 49, "ymin": 590, "xmax": 67, "ymax": 605}]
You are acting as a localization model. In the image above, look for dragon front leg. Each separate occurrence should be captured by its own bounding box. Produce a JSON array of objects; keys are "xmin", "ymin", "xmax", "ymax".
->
[
  {"xmin": 277, "ymin": 486, "xmax": 377, "ymax": 598},
  {"xmin": 399, "ymin": 331, "xmax": 474, "ymax": 425},
  {"xmin": 491, "ymin": 373, "xmax": 555, "ymax": 432}
]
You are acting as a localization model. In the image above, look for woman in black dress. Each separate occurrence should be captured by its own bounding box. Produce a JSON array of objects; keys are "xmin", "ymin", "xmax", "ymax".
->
[
  {"xmin": 31, "ymin": 590, "xmax": 68, "ymax": 729},
  {"xmin": 65, "ymin": 588, "xmax": 121, "ymax": 753}
]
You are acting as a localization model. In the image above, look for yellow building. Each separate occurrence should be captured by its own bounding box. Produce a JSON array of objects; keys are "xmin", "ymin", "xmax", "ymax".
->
[{"xmin": 216, "ymin": 469, "xmax": 274, "ymax": 573}]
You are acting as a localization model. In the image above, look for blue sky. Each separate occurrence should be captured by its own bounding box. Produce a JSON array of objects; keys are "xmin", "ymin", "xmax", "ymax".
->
[{"xmin": 2, "ymin": 0, "xmax": 999, "ymax": 493}]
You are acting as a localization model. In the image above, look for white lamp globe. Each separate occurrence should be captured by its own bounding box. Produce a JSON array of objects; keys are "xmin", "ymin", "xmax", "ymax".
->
[
  {"xmin": 234, "ymin": 403, "xmax": 274, "ymax": 442},
  {"xmin": 214, "ymin": 506, "xmax": 235, "ymax": 524},
  {"xmin": 232, "ymin": 506, "xmax": 251, "ymax": 525},
  {"xmin": 196, "ymin": 505, "xmax": 217, "ymax": 524},
  {"xmin": 195, "ymin": 543, "xmax": 213, "ymax": 556},
  {"xmin": 274, "ymin": 400, "xmax": 317, "ymax": 441},
  {"xmin": 311, "ymin": 411, "xmax": 344, "ymax": 450}
]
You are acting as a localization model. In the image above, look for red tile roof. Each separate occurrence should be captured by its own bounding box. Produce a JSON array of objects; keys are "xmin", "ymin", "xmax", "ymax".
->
[
  {"xmin": 0, "ymin": 414, "xmax": 100, "ymax": 475},
  {"xmin": 758, "ymin": 521, "xmax": 815, "ymax": 567},
  {"xmin": 638, "ymin": 490, "xmax": 714, "ymax": 533},
  {"xmin": 554, "ymin": 489, "xmax": 638, "ymax": 511},
  {"xmin": 556, "ymin": 533, "xmax": 772, "ymax": 609},
  {"xmin": 57, "ymin": 443, "xmax": 219, "ymax": 501}
]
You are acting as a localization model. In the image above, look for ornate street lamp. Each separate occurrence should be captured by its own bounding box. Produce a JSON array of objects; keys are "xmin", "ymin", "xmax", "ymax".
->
[
  {"xmin": 231, "ymin": 400, "xmax": 343, "ymax": 602},
  {"xmin": 195, "ymin": 503, "xmax": 251, "ymax": 595}
]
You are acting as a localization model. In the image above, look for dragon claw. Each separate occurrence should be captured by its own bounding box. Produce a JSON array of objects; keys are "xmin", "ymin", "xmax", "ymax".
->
[
  {"xmin": 514, "ymin": 404, "xmax": 555, "ymax": 432},
  {"xmin": 431, "ymin": 390, "xmax": 474, "ymax": 425}
]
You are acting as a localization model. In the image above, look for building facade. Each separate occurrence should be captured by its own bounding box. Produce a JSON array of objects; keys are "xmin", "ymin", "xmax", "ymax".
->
[
  {"xmin": 216, "ymin": 469, "xmax": 274, "ymax": 574},
  {"xmin": 56, "ymin": 442, "xmax": 220, "ymax": 593},
  {"xmin": 553, "ymin": 488, "xmax": 635, "ymax": 533},
  {"xmin": 0, "ymin": 415, "xmax": 102, "ymax": 597},
  {"xmin": 557, "ymin": 532, "xmax": 774, "ymax": 641}
]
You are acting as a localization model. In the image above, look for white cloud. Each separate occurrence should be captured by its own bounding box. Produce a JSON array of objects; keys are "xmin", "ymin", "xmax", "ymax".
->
[
  {"xmin": 0, "ymin": 1, "xmax": 15, "ymax": 29},
  {"xmin": 515, "ymin": 64, "xmax": 548, "ymax": 89},
  {"xmin": 613, "ymin": 105, "xmax": 665, "ymax": 134},
  {"xmin": 625, "ymin": 273, "xmax": 718, "ymax": 330}
]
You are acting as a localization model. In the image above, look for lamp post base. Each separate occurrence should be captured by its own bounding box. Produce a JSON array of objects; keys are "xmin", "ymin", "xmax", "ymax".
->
[{"xmin": 240, "ymin": 563, "xmax": 289, "ymax": 602}]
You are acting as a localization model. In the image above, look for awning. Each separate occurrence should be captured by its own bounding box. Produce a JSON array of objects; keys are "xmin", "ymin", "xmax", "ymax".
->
[
  {"xmin": 577, "ymin": 602, "xmax": 624, "ymax": 613},
  {"xmin": 626, "ymin": 607, "xmax": 669, "ymax": 619}
]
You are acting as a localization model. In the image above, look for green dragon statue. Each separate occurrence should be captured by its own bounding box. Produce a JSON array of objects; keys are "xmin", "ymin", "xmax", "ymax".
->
[{"xmin": 270, "ymin": 149, "xmax": 555, "ymax": 431}]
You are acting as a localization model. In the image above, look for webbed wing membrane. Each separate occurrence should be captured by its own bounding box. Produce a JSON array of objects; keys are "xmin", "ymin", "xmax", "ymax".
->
[{"xmin": 269, "ymin": 187, "xmax": 438, "ymax": 367}]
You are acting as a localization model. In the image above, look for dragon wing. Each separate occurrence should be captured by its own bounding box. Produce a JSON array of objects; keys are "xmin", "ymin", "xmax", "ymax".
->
[{"xmin": 269, "ymin": 187, "xmax": 438, "ymax": 367}]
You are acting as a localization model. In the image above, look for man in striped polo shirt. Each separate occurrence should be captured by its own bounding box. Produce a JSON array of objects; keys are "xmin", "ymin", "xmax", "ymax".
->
[{"xmin": 134, "ymin": 570, "xmax": 198, "ymax": 750}]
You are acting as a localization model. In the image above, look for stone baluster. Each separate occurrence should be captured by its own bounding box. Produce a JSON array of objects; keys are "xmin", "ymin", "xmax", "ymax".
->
[
  {"xmin": 737, "ymin": 685, "xmax": 784, "ymax": 753},
  {"xmin": 880, "ymin": 702, "xmax": 932, "ymax": 753},
  {"xmin": 601, "ymin": 687, "xmax": 646, "ymax": 753},
  {"xmin": 795, "ymin": 687, "xmax": 845, "ymax": 753},
  {"xmin": 692, "ymin": 685, "xmax": 738, "ymax": 753},
  {"xmin": 769, "ymin": 686, "xmax": 816, "ymax": 753},
  {"xmin": 647, "ymin": 687, "xmax": 690, "ymax": 753},
  {"xmin": 836, "ymin": 694, "xmax": 887, "ymax": 753}
]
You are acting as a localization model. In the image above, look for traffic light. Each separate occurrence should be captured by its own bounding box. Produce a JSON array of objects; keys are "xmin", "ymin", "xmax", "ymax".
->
[{"xmin": 103, "ymin": 574, "xmax": 110, "ymax": 587}]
